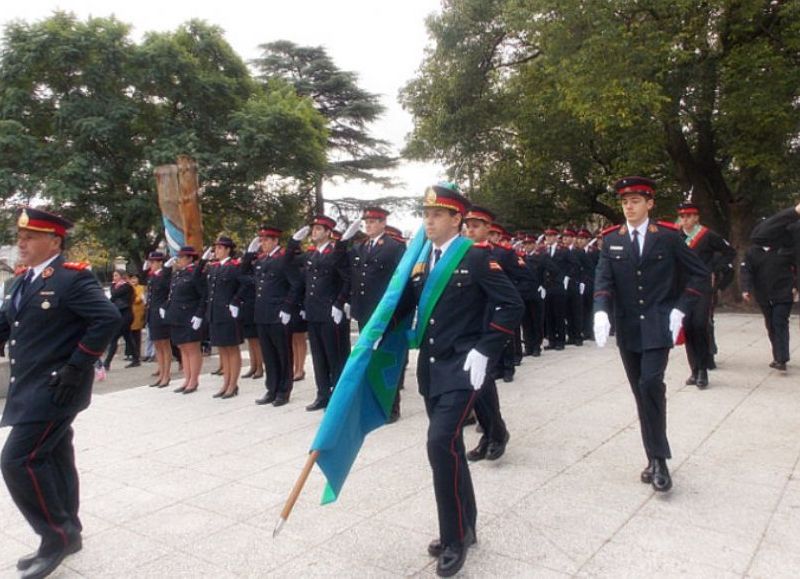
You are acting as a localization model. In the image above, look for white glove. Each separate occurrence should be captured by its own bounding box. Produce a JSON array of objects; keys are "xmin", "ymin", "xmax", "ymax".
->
[
  {"xmin": 343, "ymin": 303, "xmax": 351, "ymax": 319},
  {"xmin": 538, "ymin": 286, "xmax": 546, "ymax": 300},
  {"xmin": 669, "ymin": 308, "xmax": 685, "ymax": 345},
  {"xmin": 292, "ymin": 225, "xmax": 311, "ymax": 241},
  {"xmin": 579, "ymin": 282, "xmax": 586, "ymax": 295},
  {"xmin": 342, "ymin": 219, "xmax": 362, "ymax": 241},
  {"xmin": 201, "ymin": 246, "xmax": 214, "ymax": 261},
  {"xmin": 158, "ymin": 307, "xmax": 166, "ymax": 319},
  {"xmin": 563, "ymin": 276, "xmax": 570, "ymax": 291},
  {"xmin": 279, "ymin": 311, "xmax": 291, "ymax": 325},
  {"xmin": 331, "ymin": 306, "xmax": 343, "ymax": 325},
  {"xmin": 229, "ymin": 304, "xmax": 239, "ymax": 319},
  {"xmin": 463, "ymin": 349, "xmax": 488, "ymax": 390},
  {"xmin": 247, "ymin": 236, "xmax": 261, "ymax": 253},
  {"xmin": 165, "ymin": 256, "xmax": 177, "ymax": 268},
  {"xmin": 191, "ymin": 316, "xmax": 203, "ymax": 331},
  {"xmin": 300, "ymin": 310, "xmax": 306, "ymax": 320},
  {"xmin": 594, "ymin": 311, "xmax": 611, "ymax": 348}
]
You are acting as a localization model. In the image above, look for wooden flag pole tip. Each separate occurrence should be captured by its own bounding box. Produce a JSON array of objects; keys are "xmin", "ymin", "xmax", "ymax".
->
[{"xmin": 273, "ymin": 450, "xmax": 320, "ymax": 538}]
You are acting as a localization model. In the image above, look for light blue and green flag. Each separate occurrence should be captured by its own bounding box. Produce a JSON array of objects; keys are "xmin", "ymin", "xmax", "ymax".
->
[{"xmin": 309, "ymin": 227, "xmax": 474, "ymax": 504}]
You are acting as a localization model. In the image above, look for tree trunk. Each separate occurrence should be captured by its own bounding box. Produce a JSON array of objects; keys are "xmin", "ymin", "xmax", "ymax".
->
[{"xmin": 314, "ymin": 175, "xmax": 324, "ymax": 214}]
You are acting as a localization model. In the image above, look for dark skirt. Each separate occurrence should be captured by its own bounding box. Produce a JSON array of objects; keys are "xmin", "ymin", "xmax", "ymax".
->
[
  {"xmin": 148, "ymin": 318, "xmax": 171, "ymax": 341},
  {"xmin": 242, "ymin": 322, "xmax": 259, "ymax": 339},
  {"xmin": 171, "ymin": 323, "xmax": 203, "ymax": 345},
  {"xmin": 210, "ymin": 321, "xmax": 243, "ymax": 347}
]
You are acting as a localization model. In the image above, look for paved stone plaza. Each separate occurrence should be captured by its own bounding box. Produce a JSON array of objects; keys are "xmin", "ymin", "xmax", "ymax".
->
[{"xmin": 1, "ymin": 312, "xmax": 798, "ymax": 577}]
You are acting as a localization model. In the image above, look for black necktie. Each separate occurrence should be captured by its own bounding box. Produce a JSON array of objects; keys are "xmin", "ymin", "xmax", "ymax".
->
[
  {"xmin": 15, "ymin": 269, "xmax": 33, "ymax": 308},
  {"xmin": 632, "ymin": 230, "xmax": 641, "ymax": 263},
  {"xmin": 433, "ymin": 248, "xmax": 442, "ymax": 267},
  {"xmin": 368, "ymin": 240, "xmax": 375, "ymax": 254}
]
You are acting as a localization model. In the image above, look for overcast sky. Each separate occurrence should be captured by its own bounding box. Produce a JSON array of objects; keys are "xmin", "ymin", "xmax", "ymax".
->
[{"xmin": 1, "ymin": 0, "xmax": 446, "ymax": 229}]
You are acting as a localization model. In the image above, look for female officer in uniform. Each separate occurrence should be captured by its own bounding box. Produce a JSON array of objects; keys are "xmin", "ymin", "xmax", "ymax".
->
[
  {"xmin": 146, "ymin": 251, "xmax": 173, "ymax": 388},
  {"xmin": 165, "ymin": 246, "xmax": 207, "ymax": 394},
  {"xmin": 205, "ymin": 236, "xmax": 244, "ymax": 399}
]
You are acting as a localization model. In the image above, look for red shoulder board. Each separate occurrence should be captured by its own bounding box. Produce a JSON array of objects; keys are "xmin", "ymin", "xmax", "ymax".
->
[
  {"xmin": 657, "ymin": 220, "xmax": 679, "ymax": 231},
  {"xmin": 601, "ymin": 224, "xmax": 622, "ymax": 236},
  {"xmin": 14, "ymin": 266, "xmax": 29, "ymax": 276},
  {"xmin": 307, "ymin": 246, "xmax": 316, "ymax": 253},
  {"xmin": 63, "ymin": 262, "xmax": 90, "ymax": 271},
  {"xmin": 500, "ymin": 241, "xmax": 513, "ymax": 250},
  {"xmin": 473, "ymin": 241, "xmax": 491, "ymax": 249},
  {"xmin": 231, "ymin": 258, "xmax": 241, "ymax": 265}
]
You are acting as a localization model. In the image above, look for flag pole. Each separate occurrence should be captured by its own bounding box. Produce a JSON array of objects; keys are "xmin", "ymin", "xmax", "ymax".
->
[{"xmin": 273, "ymin": 450, "xmax": 320, "ymax": 538}]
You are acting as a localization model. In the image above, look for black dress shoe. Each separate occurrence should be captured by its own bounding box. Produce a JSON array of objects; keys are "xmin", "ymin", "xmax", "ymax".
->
[
  {"xmin": 437, "ymin": 544, "xmax": 469, "ymax": 577},
  {"xmin": 467, "ymin": 438, "xmax": 488, "ymax": 462},
  {"xmin": 502, "ymin": 370, "xmax": 514, "ymax": 383},
  {"xmin": 306, "ymin": 397, "xmax": 328, "ymax": 411},
  {"xmin": 651, "ymin": 458, "xmax": 672, "ymax": 492},
  {"xmin": 486, "ymin": 431, "xmax": 510, "ymax": 461},
  {"xmin": 774, "ymin": 362, "xmax": 787, "ymax": 371},
  {"xmin": 707, "ymin": 358, "xmax": 717, "ymax": 370},
  {"xmin": 685, "ymin": 373, "xmax": 697, "ymax": 386},
  {"xmin": 696, "ymin": 369, "xmax": 709, "ymax": 389},
  {"xmin": 272, "ymin": 396, "xmax": 289, "ymax": 407},
  {"xmin": 256, "ymin": 393, "xmax": 276, "ymax": 405},
  {"xmin": 428, "ymin": 527, "xmax": 476, "ymax": 558},
  {"xmin": 640, "ymin": 459, "xmax": 654, "ymax": 483},
  {"xmin": 554, "ymin": 344, "xmax": 565, "ymax": 351},
  {"xmin": 125, "ymin": 360, "xmax": 141, "ymax": 368},
  {"xmin": 20, "ymin": 534, "xmax": 81, "ymax": 577},
  {"xmin": 531, "ymin": 349, "xmax": 541, "ymax": 357}
]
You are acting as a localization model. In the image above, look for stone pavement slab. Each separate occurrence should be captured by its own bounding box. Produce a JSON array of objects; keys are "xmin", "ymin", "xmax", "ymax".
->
[{"xmin": 1, "ymin": 313, "xmax": 799, "ymax": 577}]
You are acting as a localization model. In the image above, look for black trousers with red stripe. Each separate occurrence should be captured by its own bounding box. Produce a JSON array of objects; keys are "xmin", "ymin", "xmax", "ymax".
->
[
  {"xmin": 1, "ymin": 417, "xmax": 81, "ymax": 553},
  {"xmin": 425, "ymin": 389, "xmax": 477, "ymax": 548}
]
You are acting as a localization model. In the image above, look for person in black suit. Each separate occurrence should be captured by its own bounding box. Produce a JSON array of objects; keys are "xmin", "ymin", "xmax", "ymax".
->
[
  {"xmin": 560, "ymin": 228, "xmax": 585, "ymax": 346},
  {"xmin": 164, "ymin": 246, "xmax": 207, "ymax": 394},
  {"xmin": 293, "ymin": 215, "xmax": 352, "ymax": 411},
  {"xmin": 243, "ymin": 225, "xmax": 302, "ymax": 406},
  {"xmin": 676, "ymin": 202, "xmax": 737, "ymax": 387},
  {"xmin": 204, "ymin": 236, "xmax": 245, "ymax": 399},
  {"xmin": 145, "ymin": 251, "xmax": 173, "ymax": 388},
  {"xmin": 740, "ymin": 202, "xmax": 800, "ymax": 371},
  {"xmin": 103, "ymin": 270, "xmax": 139, "ymax": 370},
  {"xmin": 542, "ymin": 227, "xmax": 568, "ymax": 350},
  {"xmin": 575, "ymin": 229, "xmax": 599, "ymax": 341},
  {"xmin": 593, "ymin": 177, "xmax": 710, "ymax": 493},
  {"xmin": 521, "ymin": 234, "xmax": 546, "ymax": 356},
  {"xmin": 394, "ymin": 184, "xmax": 524, "ymax": 577},
  {"xmin": 236, "ymin": 253, "xmax": 264, "ymax": 382},
  {"xmin": 350, "ymin": 206, "xmax": 406, "ymax": 421},
  {"xmin": 463, "ymin": 207, "xmax": 514, "ymax": 463},
  {"xmin": 0, "ymin": 207, "xmax": 120, "ymax": 579}
]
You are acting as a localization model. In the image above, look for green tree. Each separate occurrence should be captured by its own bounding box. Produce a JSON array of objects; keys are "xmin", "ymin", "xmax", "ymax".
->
[
  {"xmin": 401, "ymin": 0, "xmax": 800, "ymax": 245},
  {"xmin": 0, "ymin": 14, "xmax": 327, "ymax": 268},
  {"xmin": 253, "ymin": 40, "xmax": 398, "ymax": 213}
]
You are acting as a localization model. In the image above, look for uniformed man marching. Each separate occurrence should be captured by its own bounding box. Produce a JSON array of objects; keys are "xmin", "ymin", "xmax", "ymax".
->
[
  {"xmin": 395, "ymin": 184, "xmax": 523, "ymax": 577},
  {"xmin": 593, "ymin": 177, "xmax": 709, "ymax": 492},
  {"xmin": 0, "ymin": 208, "xmax": 120, "ymax": 579},
  {"xmin": 676, "ymin": 202, "xmax": 736, "ymax": 387}
]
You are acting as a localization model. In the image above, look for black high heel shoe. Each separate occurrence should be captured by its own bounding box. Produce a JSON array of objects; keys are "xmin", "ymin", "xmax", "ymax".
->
[
  {"xmin": 211, "ymin": 368, "xmax": 223, "ymax": 376},
  {"xmin": 221, "ymin": 386, "xmax": 239, "ymax": 399},
  {"xmin": 173, "ymin": 385, "xmax": 187, "ymax": 393},
  {"xmin": 212, "ymin": 389, "xmax": 226, "ymax": 398},
  {"xmin": 251, "ymin": 371, "xmax": 264, "ymax": 380},
  {"xmin": 157, "ymin": 382, "xmax": 170, "ymax": 389},
  {"xmin": 182, "ymin": 385, "xmax": 198, "ymax": 394},
  {"xmin": 241, "ymin": 369, "xmax": 256, "ymax": 379}
]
